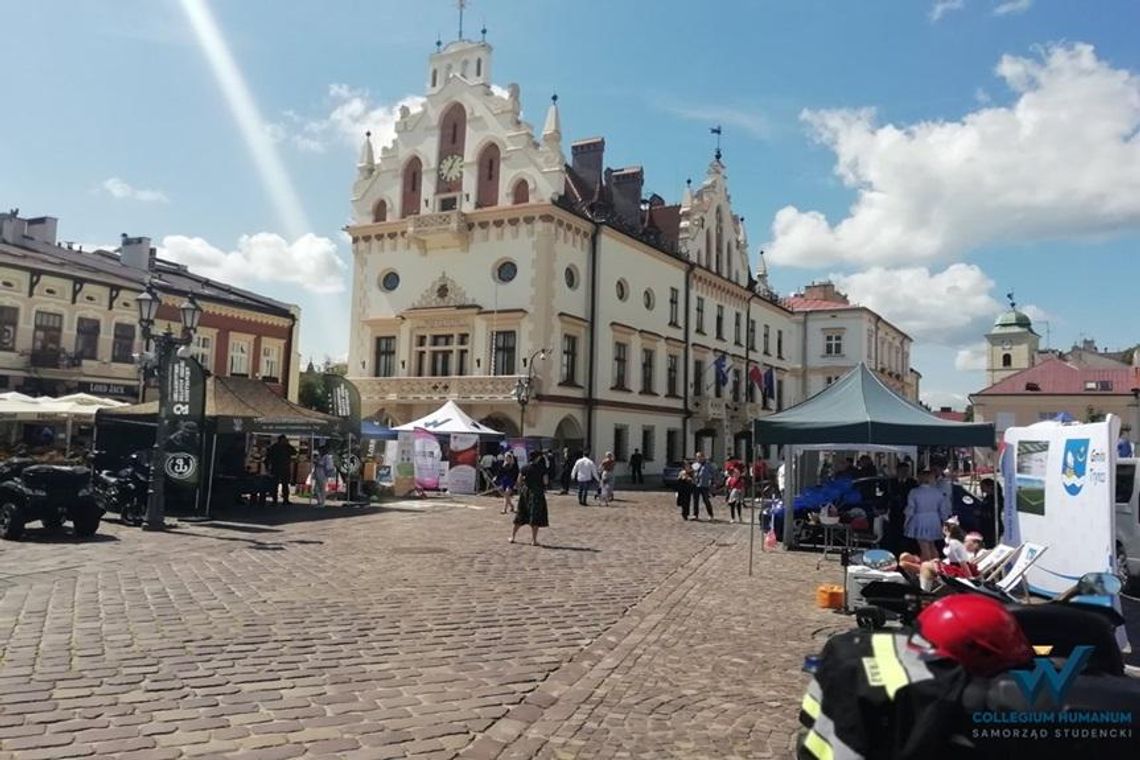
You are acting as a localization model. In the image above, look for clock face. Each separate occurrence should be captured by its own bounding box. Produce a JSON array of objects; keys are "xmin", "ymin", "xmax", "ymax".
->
[{"xmin": 438, "ymin": 154, "xmax": 464, "ymax": 182}]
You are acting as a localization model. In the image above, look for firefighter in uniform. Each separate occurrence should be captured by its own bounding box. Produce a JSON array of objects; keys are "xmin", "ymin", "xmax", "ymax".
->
[{"xmin": 798, "ymin": 595, "xmax": 1034, "ymax": 759}]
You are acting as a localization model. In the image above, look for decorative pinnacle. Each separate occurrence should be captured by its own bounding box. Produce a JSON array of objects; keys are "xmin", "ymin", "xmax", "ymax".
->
[{"xmin": 551, "ymin": 93, "xmax": 558, "ymax": 104}]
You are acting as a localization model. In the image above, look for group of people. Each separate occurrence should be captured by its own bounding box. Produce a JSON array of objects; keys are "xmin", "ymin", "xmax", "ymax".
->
[
  {"xmin": 673, "ymin": 452, "xmax": 761, "ymax": 523},
  {"xmin": 257, "ymin": 435, "xmax": 337, "ymax": 507}
]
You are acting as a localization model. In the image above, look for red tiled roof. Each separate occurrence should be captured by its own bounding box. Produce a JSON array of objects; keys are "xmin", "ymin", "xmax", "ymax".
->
[
  {"xmin": 783, "ymin": 296, "xmax": 859, "ymax": 312},
  {"xmin": 936, "ymin": 411, "xmax": 967, "ymax": 422},
  {"xmin": 976, "ymin": 356, "xmax": 1140, "ymax": 395}
]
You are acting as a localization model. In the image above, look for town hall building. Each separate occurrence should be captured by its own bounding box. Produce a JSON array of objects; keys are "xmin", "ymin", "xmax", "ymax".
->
[{"xmin": 345, "ymin": 33, "xmax": 915, "ymax": 474}]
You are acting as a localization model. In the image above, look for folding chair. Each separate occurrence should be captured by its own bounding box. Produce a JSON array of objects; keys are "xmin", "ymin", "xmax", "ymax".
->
[
  {"xmin": 994, "ymin": 543, "xmax": 1048, "ymax": 599},
  {"xmin": 975, "ymin": 543, "xmax": 1019, "ymax": 580}
]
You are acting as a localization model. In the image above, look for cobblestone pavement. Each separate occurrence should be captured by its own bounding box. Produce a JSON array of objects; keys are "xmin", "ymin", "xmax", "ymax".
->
[{"xmin": 0, "ymin": 492, "xmax": 842, "ymax": 759}]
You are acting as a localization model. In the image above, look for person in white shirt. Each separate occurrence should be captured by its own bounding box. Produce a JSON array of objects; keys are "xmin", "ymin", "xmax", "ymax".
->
[
  {"xmin": 313, "ymin": 445, "xmax": 335, "ymax": 507},
  {"xmin": 570, "ymin": 452, "xmax": 600, "ymax": 506}
]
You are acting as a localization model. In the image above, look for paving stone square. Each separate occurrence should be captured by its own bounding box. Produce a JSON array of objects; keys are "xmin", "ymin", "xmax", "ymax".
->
[{"xmin": 0, "ymin": 493, "xmax": 842, "ymax": 758}]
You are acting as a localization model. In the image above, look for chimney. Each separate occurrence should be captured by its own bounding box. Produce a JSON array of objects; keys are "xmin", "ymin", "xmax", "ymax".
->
[
  {"xmin": 801, "ymin": 281, "xmax": 848, "ymax": 304},
  {"xmin": 940, "ymin": 406, "xmax": 952, "ymax": 413},
  {"xmin": 24, "ymin": 216, "xmax": 58, "ymax": 247},
  {"xmin": 120, "ymin": 233, "xmax": 153, "ymax": 271},
  {"xmin": 0, "ymin": 209, "xmax": 27, "ymax": 245},
  {"xmin": 611, "ymin": 166, "xmax": 643, "ymax": 227},
  {"xmin": 571, "ymin": 137, "xmax": 604, "ymax": 191}
]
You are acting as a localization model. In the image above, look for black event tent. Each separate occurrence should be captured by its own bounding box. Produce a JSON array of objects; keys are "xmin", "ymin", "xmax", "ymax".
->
[{"xmin": 753, "ymin": 363, "xmax": 995, "ymax": 448}]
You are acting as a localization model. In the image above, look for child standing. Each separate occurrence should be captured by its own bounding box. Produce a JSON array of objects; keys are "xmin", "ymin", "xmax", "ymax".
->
[{"xmin": 726, "ymin": 467, "xmax": 745, "ymax": 523}]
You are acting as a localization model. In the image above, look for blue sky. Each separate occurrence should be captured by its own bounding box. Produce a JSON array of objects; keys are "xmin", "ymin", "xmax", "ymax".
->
[{"xmin": 2, "ymin": 0, "xmax": 1138, "ymax": 408}]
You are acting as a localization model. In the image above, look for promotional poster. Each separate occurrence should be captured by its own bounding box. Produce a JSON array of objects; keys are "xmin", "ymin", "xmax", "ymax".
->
[
  {"xmin": 160, "ymin": 355, "xmax": 205, "ymax": 491},
  {"xmin": 1002, "ymin": 415, "xmax": 1119, "ymax": 595},
  {"xmin": 447, "ymin": 433, "xmax": 479, "ymax": 494},
  {"xmin": 413, "ymin": 427, "xmax": 442, "ymax": 490}
]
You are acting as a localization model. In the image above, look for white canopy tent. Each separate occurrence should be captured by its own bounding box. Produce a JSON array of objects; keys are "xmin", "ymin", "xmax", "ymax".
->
[
  {"xmin": 392, "ymin": 400, "xmax": 504, "ymax": 436},
  {"xmin": 0, "ymin": 392, "xmax": 127, "ymax": 455}
]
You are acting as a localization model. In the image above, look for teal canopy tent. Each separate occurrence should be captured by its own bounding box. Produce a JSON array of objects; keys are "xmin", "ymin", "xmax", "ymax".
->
[{"xmin": 752, "ymin": 364, "xmax": 995, "ymax": 550}]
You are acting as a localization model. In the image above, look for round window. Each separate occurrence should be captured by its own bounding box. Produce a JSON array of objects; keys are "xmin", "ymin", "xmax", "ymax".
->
[
  {"xmin": 643, "ymin": 288, "xmax": 655, "ymax": 310},
  {"xmin": 616, "ymin": 279, "xmax": 628, "ymax": 301},
  {"xmin": 380, "ymin": 271, "xmax": 400, "ymax": 291},
  {"xmin": 564, "ymin": 266, "xmax": 578, "ymax": 290},
  {"xmin": 496, "ymin": 261, "xmax": 518, "ymax": 283}
]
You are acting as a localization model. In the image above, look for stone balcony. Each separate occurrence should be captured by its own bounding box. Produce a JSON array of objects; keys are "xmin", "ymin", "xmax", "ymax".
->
[
  {"xmin": 406, "ymin": 210, "xmax": 469, "ymax": 252},
  {"xmin": 350, "ymin": 374, "xmax": 526, "ymax": 403}
]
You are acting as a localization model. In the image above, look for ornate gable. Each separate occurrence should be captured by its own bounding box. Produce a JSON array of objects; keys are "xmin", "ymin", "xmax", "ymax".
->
[{"xmin": 411, "ymin": 273, "xmax": 475, "ymax": 309}]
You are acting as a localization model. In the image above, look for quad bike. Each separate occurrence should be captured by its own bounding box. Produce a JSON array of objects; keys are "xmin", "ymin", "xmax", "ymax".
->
[{"xmin": 0, "ymin": 457, "xmax": 103, "ymax": 540}]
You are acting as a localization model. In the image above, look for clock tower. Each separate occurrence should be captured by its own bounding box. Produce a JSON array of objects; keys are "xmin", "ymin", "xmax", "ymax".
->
[{"xmin": 985, "ymin": 294, "xmax": 1040, "ymax": 387}]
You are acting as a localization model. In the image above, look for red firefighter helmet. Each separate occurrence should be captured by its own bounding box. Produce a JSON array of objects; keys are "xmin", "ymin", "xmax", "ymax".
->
[{"xmin": 915, "ymin": 594, "xmax": 1034, "ymax": 676}]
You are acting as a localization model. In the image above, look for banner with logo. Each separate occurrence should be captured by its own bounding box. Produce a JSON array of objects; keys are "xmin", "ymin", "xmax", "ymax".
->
[
  {"xmin": 324, "ymin": 374, "xmax": 361, "ymax": 437},
  {"xmin": 447, "ymin": 433, "xmax": 479, "ymax": 494},
  {"xmin": 412, "ymin": 427, "xmax": 442, "ymax": 490},
  {"xmin": 160, "ymin": 355, "xmax": 206, "ymax": 490},
  {"xmin": 1001, "ymin": 415, "xmax": 1119, "ymax": 595}
]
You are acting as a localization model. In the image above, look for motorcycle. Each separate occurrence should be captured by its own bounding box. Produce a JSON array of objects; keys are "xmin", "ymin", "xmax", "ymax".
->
[
  {"xmin": 91, "ymin": 451, "xmax": 150, "ymax": 527},
  {"xmin": 0, "ymin": 457, "xmax": 103, "ymax": 540}
]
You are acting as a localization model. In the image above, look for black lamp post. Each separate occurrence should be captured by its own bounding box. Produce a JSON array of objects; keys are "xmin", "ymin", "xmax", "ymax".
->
[
  {"xmin": 136, "ymin": 286, "xmax": 202, "ymax": 530},
  {"xmin": 514, "ymin": 348, "xmax": 548, "ymax": 439}
]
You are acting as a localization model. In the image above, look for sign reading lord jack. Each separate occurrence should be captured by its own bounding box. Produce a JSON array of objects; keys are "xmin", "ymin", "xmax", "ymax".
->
[{"xmin": 160, "ymin": 355, "xmax": 206, "ymax": 489}]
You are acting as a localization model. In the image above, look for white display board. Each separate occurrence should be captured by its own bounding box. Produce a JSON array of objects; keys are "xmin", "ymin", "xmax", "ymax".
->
[{"xmin": 1001, "ymin": 415, "xmax": 1119, "ymax": 595}]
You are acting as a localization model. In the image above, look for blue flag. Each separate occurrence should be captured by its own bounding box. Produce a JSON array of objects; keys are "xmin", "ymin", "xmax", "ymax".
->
[
  {"xmin": 714, "ymin": 354, "xmax": 730, "ymax": 388},
  {"xmin": 763, "ymin": 367, "xmax": 776, "ymax": 400}
]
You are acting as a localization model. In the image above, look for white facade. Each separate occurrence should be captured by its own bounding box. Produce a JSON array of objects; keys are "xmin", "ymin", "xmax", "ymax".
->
[{"xmin": 345, "ymin": 37, "xmax": 914, "ymax": 474}]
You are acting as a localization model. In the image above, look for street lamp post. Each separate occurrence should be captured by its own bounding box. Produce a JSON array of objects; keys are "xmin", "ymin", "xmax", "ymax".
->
[
  {"xmin": 135, "ymin": 285, "xmax": 202, "ymax": 531},
  {"xmin": 514, "ymin": 348, "xmax": 548, "ymax": 439}
]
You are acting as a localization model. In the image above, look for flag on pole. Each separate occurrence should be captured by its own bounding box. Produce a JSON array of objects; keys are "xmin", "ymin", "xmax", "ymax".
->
[
  {"xmin": 714, "ymin": 354, "xmax": 730, "ymax": 388},
  {"xmin": 748, "ymin": 363, "xmax": 764, "ymax": 390},
  {"xmin": 763, "ymin": 368, "xmax": 776, "ymax": 402}
]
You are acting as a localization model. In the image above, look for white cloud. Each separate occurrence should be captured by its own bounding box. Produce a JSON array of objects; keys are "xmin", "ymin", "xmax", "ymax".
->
[
  {"xmin": 160, "ymin": 232, "xmax": 346, "ymax": 294},
  {"xmin": 766, "ymin": 43, "xmax": 1140, "ymax": 268},
  {"xmin": 921, "ymin": 390, "xmax": 969, "ymax": 410},
  {"xmin": 833, "ymin": 264, "xmax": 1001, "ymax": 345},
  {"xmin": 955, "ymin": 342, "xmax": 989, "ymax": 371},
  {"xmin": 269, "ymin": 84, "xmax": 425, "ymax": 155},
  {"xmin": 100, "ymin": 177, "xmax": 169, "ymax": 203},
  {"xmin": 973, "ymin": 87, "xmax": 991, "ymax": 104},
  {"xmin": 993, "ymin": 0, "xmax": 1032, "ymax": 16},
  {"xmin": 930, "ymin": 0, "xmax": 965, "ymax": 22}
]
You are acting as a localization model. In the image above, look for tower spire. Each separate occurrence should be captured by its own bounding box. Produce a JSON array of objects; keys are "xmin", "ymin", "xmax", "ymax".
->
[
  {"xmin": 710, "ymin": 124, "xmax": 723, "ymax": 161},
  {"xmin": 457, "ymin": 0, "xmax": 467, "ymax": 40},
  {"xmin": 542, "ymin": 93, "xmax": 561, "ymax": 143}
]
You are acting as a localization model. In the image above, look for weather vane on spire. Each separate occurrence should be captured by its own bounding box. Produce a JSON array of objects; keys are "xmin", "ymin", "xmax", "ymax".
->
[
  {"xmin": 710, "ymin": 125, "xmax": 723, "ymax": 161},
  {"xmin": 457, "ymin": 0, "xmax": 467, "ymax": 40},
  {"xmin": 1006, "ymin": 291, "xmax": 1016, "ymax": 309}
]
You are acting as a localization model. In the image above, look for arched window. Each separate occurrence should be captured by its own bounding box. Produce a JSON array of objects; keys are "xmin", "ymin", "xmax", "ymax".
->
[
  {"xmin": 461, "ymin": 59, "xmax": 469, "ymax": 77},
  {"xmin": 704, "ymin": 228, "xmax": 712, "ymax": 268},
  {"xmin": 437, "ymin": 103, "xmax": 467, "ymax": 194},
  {"xmin": 371, "ymin": 199, "xmax": 387, "ymax": 223},
  {"xmin": 476, "ymin": 58, "xmax": 482, "ymax": 77},
  {"xmin": 715, "ymin": 207, "xmax": 724, "ymax": 275},
  {"xmin": 476, "ymin": 143, "xmax": 501, "ymax": 207},
  {"xmin": 431, "ymin": 69, "xmax": 438, "ymax": 88},
  {"xmin": 511, "ymin": 178, "xmax": 530, "ymax": 205},
  {"xmin": 1001, "ymin": 353, "xmax": 1012, "ymax": 368},
  {"xmin": 400, "ymin": 157, "xmax": 422, "ymax": 218}
]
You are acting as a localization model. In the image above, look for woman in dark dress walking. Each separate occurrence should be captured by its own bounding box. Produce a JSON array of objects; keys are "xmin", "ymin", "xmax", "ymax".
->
[{"xmin": 510, "ymin": 455, "xmax": 550, "ymax": 546}]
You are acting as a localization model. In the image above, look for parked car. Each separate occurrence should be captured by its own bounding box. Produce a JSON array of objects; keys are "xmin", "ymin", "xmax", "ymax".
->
[
  {"xmin": 0, "ymin": 457, "xmax": 103, "ymax": 540},
  {"xmin": 1114, "ymin": 457, "xmax": 1140, "ymax": 591},
  {"xmin": 662, "ymin": 461, "xmax": 685, "ymax": 489}
]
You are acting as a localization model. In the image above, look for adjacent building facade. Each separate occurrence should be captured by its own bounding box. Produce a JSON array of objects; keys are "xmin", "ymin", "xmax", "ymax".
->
[
  {"xmin": 345, "ymin": 36, "xmax": 917, "ymax": 472},
  {"xmin": 783, "ymin": 282, "xmax": 918, "ymax": 402},
  {"xmin": 0, "ymin": 211, "xmax": 301, "ymax": 402},
  {"xmin": 970, "ymin": 306, "xmax": 1140, "ymax": 439}
]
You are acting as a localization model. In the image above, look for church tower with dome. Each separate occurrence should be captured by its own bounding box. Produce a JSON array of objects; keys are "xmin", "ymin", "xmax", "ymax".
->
[{"xmin": 984, "ymin": 293, "xmax": 1040, "ymax": 386}]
